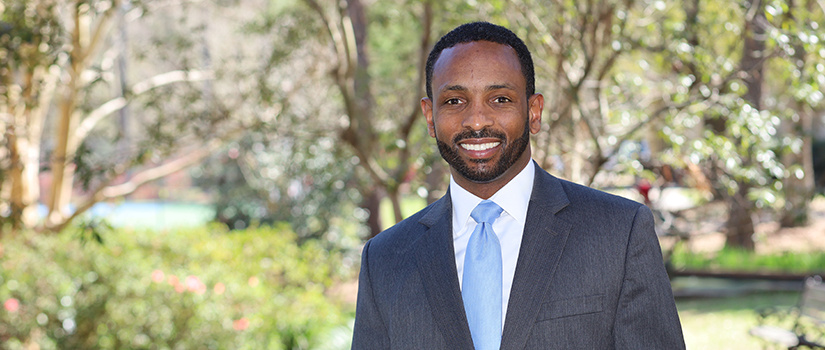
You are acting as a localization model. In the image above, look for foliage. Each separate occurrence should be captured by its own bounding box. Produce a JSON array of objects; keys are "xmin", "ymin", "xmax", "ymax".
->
[
  {"xmin": 669, "ymin": 244, "xmax": 825, "ymax": 274},
  {"xmin": 0, "ymin": 0, "xmax": 272, "ymax": 233},
  {"xmin": 0, "ymin": 225, "xmax": 355, "ymax": 349},
  {"xmin": 187, "ymin": 1, "xmax": 372, "ymax": 240},
  {"xmin": 193, "ymin": 142, "xmax": 367, "ymax": 245},
  {"xmin": 191, "ymin": 0, "xmax": 444, "ymax": 238},
  {"xmin": 650, "ymin": 0, "xmax": 825, "ymax": 205}
]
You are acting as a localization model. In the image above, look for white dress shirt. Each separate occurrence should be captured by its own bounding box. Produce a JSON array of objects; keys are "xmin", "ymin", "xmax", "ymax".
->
[{"xmin": 450, "ymin": 160, "xmax": 534, "ymax": 331}]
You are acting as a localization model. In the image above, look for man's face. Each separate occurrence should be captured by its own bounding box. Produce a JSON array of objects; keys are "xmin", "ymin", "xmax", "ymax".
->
[{"xmin": 422, "ymin": 41, "xmax": 543, "ymax": 191}]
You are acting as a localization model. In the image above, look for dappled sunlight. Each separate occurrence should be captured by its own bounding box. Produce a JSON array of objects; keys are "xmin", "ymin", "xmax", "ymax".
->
[{"xmin": 2, "ymin": 0, "xmax": 824, "ymax": 348}]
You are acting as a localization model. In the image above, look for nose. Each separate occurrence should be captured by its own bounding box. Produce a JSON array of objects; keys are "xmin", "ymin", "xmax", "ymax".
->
[{"xmin": 461, "ymin": 103, "xmax": 494, "ymax": 131}]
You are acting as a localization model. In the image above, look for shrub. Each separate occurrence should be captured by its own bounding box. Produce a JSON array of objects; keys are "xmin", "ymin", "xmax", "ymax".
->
[
  {"xmin": 669, "ymin": 244, "xmax": 825, "ymax": 274},
  {"xmin": 0, "ymin": 223, "xmax": 355, "ymax": 349}
]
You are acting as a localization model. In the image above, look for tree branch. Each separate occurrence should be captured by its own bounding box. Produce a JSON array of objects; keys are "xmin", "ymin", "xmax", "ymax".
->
[
  {"xmin": 76, "ymin": 0, "xmax": 121, "ymax": 67},
  {"xmin": 392, "ymin": 0, "xmax": 433, "ymax": 200},
  {"xmin": 304, "ymin": 0, "xmax": 349, "ymax": 83},
  {"xmin": 46, "ymin": 140, "xmax": 221, "ymax": 232},
  {"xmin": 76, "ymin": 70, "xmax": 214, "ymax": 142}
]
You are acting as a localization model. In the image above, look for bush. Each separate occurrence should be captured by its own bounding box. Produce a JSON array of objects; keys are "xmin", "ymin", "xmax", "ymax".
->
[
  {"xmin": 0, "ymin": 224, "xmax": 355, "ymax": 349},
  {"xmin": 669, "ymin": 244, "xmax": 825, "ymax": 274}
]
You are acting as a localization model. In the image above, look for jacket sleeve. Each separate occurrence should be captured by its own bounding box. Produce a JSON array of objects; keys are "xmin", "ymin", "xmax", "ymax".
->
[
  {"xmin": 613, "ymin": 205, "xmax": 686, "ymax": 349},
  {"xmin": 351, "ymin": 240, "xmax": 390, "ymax": 349}
]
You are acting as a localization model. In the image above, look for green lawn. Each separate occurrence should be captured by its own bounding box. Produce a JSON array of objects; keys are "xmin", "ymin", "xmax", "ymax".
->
[{"xmin": 677, "ymin": 292, "xmax": 798, "ymax": 349}]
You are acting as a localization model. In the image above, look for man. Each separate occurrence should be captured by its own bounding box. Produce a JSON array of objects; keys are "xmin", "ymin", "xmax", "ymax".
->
[{"xmin": 352, "ymin": 21, "xmax": 685, "ymax": 349}]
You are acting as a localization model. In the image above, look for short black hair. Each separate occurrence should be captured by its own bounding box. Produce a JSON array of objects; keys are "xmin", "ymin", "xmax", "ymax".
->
[{"xmin": 425, "ymin": 21, "xmax": 535, "ymax": 99}]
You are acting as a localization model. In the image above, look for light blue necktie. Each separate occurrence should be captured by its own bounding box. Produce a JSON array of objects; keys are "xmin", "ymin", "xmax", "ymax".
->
[{"xmin": 462, "ymin": 200, "xmax": 504, "ymax": 350}]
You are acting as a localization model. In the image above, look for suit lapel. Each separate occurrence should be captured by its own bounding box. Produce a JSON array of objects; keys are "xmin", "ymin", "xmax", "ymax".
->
[
  {"xmin": 501, "ymin": 167, "xmax": 573, "ymax": 350},
  {"xmin": 414, "ymin": 193, "xmax": 475, "ymax": 349}
]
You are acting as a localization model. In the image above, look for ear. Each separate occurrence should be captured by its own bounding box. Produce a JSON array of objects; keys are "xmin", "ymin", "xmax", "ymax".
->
[
  {"xmin": 421, "ymin": 97, "xmax": 436, "ymax": 138},
  {"xmin": 528, "ymin": 93, "xmax": 544, "ymax": 134}
]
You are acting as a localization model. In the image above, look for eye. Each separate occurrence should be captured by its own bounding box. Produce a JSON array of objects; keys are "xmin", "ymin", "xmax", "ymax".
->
[
  {"xmin": 444, "ymin": 98, "xmax": 463, "ymax": 105},
  {"xmin": 493, "ymin": 96, "xmax": 512, "ymax": 103}
]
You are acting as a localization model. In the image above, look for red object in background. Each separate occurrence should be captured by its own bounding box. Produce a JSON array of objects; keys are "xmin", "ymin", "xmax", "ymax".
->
[
  {"xmin": 233, "ymin": 317, "xmax": 250, "ymax": 331},
  {"xmin": 4, "ymin": 298, "xmax": 20, "ymax": 313},
  {"xmin": 637, "ymin": 179, "xmax": 652, "ymax": 205}
]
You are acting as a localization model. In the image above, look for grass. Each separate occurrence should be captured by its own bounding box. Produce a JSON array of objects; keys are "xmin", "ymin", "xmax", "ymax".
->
[
  {"xmin": 677, "ymin": 292, "xmax": 799, "ymax": 349},
  {"xmin": 670, "ymin": 245, "xmax": 825, "ymax": 275}
]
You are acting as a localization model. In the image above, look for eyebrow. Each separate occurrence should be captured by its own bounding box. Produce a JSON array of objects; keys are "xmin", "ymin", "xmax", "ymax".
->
[
  {"xmin": 442, "ymin": 83, "xmax": 517, "ymax": 92},
  {"xmin": 444, "ymin": 85, "xmax": 468, "ymax": 92},
  {"xmin": 486, "ymin": 84, "xmax": 516, "ymax": 91}
]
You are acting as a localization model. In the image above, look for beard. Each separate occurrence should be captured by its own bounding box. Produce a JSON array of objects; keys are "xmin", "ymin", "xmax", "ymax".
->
[{"xmin": 436, "ymin": 123, "xmax": 530, "ymax": 183}]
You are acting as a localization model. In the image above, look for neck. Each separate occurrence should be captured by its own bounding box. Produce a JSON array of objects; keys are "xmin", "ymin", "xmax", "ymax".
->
[{"xmin": 452, "ymin": 151, "xmax": 532, "ymax": 199}]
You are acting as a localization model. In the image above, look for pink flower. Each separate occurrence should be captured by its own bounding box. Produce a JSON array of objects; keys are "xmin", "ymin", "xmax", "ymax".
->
[
  {"xmin": 185, "ymin": 275, "xmax": 206, "ymax": 295},
  {"xmin": 214, "ymin": 282, "xmax": 226, "ymax": 295},
  {"xmin": 248, "ymin": 276, "xmax": 260, "ymax": 287},
  {"xmin": 167, "ymin": 275, "xmax": 185, "ymax": 293},
  {"xmin": 4, "ymin": 298, "xmax": 20, "ymax": 313},
  {"xmin": 151, "ymin": 270, "xmax": 165, "ymax": 283},
  {"xmin": 233, "ymin": 317, "xmax": 250, "ymax": 331}
]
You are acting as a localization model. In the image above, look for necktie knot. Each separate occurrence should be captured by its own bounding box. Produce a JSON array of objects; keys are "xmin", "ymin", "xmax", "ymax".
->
[{"xmin": 471, "ymin": 200, "xmax": 503, "ymax": 225}]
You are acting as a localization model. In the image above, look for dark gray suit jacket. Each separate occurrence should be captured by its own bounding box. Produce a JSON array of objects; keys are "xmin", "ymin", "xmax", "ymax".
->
[{"xmin": 352, "ymin": 165, "xmax": 685, "ymax": 349}]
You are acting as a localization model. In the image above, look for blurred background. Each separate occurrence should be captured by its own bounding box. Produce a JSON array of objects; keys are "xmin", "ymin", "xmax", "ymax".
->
[{"xmin": 1, "ymin": 0, "xmax": 825, "ymax": 348}]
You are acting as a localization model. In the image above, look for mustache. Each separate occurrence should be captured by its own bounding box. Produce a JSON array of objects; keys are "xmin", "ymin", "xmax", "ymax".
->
[{"xmin": 452, "ymin": 128, "xmax": 506, "ymax": 144}]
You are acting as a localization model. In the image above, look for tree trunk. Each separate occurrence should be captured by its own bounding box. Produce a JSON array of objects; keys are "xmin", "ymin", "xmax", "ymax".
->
[
  {"xmin": 780, "ymin": 109, "xmax": 815, "ymax": 227},
  {"xmin": 47, "ymin": 68, "xmax": 81, "ymax": 227},
  {"xmin": 726, "ymin": 186, "xmax": 756, "ymax": 250},
  {"xmin": 725, "ymin": 0, "xmax": 765, "ymax": 250},
  {"xmin": 7, "ymin": 127, "xmax": 40, "ymax": 229},
  {"xmin": 116, "ymin": 4, "xmax": 132, "ymax": 160},
  {"xmin": 779, "ymin": 0, "xmax": 816, "ymax": 227},
  {"xmin": 46, "ymin": 1, "xmax": 119, "ymax": 229},
  {"xmin": 6, "ymin": 64, "xmax": 51, "ymax": 230},
  {"xmin": 740, "ymin": 0, "xmax": 766, "ymax": 111},
  {"xmin": 363, "ymin": 187, "xmax": 383, "ymax": 239},
  {"xmin": 387, "ymin": 186, "xmax": 403, "ymax": 225},
  {"xmin": 344, "ymin": 0, "xmax": 396, "ymax": 236}
]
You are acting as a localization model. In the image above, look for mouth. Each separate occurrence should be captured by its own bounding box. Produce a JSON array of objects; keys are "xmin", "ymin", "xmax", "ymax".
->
[
  {"xmin": 457, "ymin": 139, "xmax": 502, "ymax": 159},
  {"xmin": 460, "ymin": 141, "xmax": 500, "ymax": 151}
]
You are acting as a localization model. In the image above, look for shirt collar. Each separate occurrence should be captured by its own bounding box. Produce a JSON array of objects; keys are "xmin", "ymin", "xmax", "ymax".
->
[{"xmin": 450, "ymin": 160, "xmax": 535, "ymax": 234}]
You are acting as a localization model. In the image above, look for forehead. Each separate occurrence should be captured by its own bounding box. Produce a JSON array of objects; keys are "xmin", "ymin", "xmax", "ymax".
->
[{"xmin": 432, "ymin": 41, "xmax": 524, "ymax": 91}]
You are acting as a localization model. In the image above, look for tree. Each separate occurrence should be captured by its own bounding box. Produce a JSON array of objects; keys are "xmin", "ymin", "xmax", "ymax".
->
[
  {"xmin": 644, "ymin": 0, "xmax": 782, "ymax": 250},
  {"xmin": 502, "ymin": 0, "xmax": 647, "ymax": 185},
  {"xmin": 301, "ymin": 0, "xmax": 435, "ymax": 235},
  {"xmin": 720, "ymin": 0, "xmax": 769, "ymax": 250},
  {"xmin": 0, "ymin": 0, "xmax": 247, "ymax": 233},
  {"xmin": 488, "ymin": 0, "xmax": 724, "ymax": 188},
  {"xmin": 1, "ymin": 0, "xmax": 62, "ymax": 230},
  {"xmin": 646, "ymin": 0, "xmax": 824, "ymax": 249},
  {"xmin": 770, "ymin": 0, "xmax": 824, "ymax": 227}
]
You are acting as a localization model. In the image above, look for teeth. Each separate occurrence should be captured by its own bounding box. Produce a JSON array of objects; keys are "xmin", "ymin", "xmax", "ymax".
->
[{"xmin": 461, "ymin": 142, "xmax": 500, "ymax": 151}]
